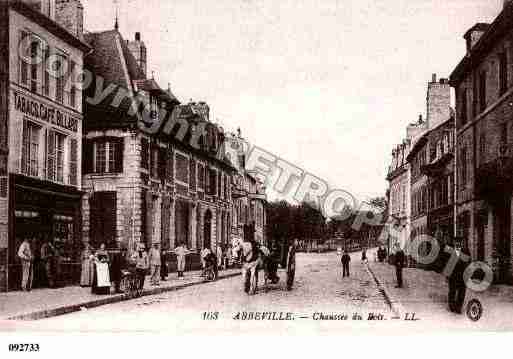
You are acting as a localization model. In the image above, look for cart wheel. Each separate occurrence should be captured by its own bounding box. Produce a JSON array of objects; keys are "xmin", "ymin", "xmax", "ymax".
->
[{"xmin": 286, "ymin": 251, "xmax": 296, "ymax": 291}]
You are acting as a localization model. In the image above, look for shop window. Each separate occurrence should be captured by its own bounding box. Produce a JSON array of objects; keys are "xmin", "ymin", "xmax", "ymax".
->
[{"xmin": 21, "ymin": 120, "xmax": 41, "ymax": 178}]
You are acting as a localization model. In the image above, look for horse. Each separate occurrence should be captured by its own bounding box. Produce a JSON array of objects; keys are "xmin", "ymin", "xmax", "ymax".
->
[{"xmin": 232, "ymin": 240, "xmax": 279, "ymax": 295}]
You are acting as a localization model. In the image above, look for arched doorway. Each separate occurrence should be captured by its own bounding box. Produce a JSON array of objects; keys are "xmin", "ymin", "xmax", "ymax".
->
[{"xmin": 204, "ymin": 210, "xmax": 212, "ymax": 249}]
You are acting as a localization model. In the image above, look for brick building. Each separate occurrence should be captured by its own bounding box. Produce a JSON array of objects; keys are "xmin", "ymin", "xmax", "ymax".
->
[
  {"xmin": 450, "ymin": 0, "xmax": 513, "ymax": 283},
  {"xmin": 0, "ymin": 0, "xmax": 90, "ymax": 291},
  {"xmin": 82, "ymin": 28, "xmax": 235, "ymax": 268}
]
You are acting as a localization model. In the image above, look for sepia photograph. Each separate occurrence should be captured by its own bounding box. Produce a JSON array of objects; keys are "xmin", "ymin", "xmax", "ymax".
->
[{"xmin": 1, "ymin": 0, "xmax": 513, "ymax": 348}]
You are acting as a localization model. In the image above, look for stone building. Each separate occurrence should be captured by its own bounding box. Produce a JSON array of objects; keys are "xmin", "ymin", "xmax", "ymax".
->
[
  {"xmin": 0, "ymin": 0, "xmax": 90, "ymax": 291},
  {"xmin": 406, "ymin": 75, "xmax": 452, "ymax": 267},
  {"xmin": 450, "ymin": 0, "xmax": 513, "ymax": 283},
  {"xmin": 82, "ymin": 28, "xmax": 235, "ymax": 269},
  {"xmin": 225, "ymin": 131, "xmax": 267, "ymax": 246}
]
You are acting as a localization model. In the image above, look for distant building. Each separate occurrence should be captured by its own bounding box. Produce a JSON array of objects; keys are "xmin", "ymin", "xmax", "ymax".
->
[
  {"xmin": 225, "ymin": 131, "xmax": 267, "ymax": 246},
  {"xmin": 0, "ymin": 0, "xmax": 90, "ymax": 291},
  {"xmin": 406, "ymin": 74, "xmax": 452, "ymax": 267},
  {"xmin": 450, "ymin": 0, "xmax": 513, "ymax": 283}
]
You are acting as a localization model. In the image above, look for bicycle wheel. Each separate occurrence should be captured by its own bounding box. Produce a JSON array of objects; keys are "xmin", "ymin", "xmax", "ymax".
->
[{"xmin": 120, "ymin": 276, "xmax": 130, "ymax": 294}]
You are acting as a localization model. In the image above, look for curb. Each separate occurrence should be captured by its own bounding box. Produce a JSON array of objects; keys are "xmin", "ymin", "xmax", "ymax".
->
[
  {"xmin": 365, "ymin": 263, "xmax": 403, "ymax": 318},
  {"xmin": 6, "ymin": 272, "xmax": 241, "ymax": 321}
]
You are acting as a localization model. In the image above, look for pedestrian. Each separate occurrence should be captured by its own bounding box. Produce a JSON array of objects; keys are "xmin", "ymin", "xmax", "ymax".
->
[
  {"xmin": 91, "ymin": 243, "xmax": 111, "ymax": 295},
  {"xmin": 175, "ymin": 242, "xmax": 189, "ymax": 279},
  {"xmin": 448, "ymin": 243, "xmax": 469, "ymax": 314},
  {"xmin": 40, "ymin": 238, "xmax": 56, "ymax": 288},
  {"xmin": 341, "ymin": 250, "xmax": 351, "ymax": 277},
  {"xmin": 149, "ymin": 243, "xmax": 161, "ymax": 286},
  {"xmin": 17, "ymin": 236, "xmax": 33, "ymax": 291},
  {"xmin": 361, "ymin": 248, "xmax": 367, "ymax": 263},
  {"xmin": 80, "ymin": 243, "xmax": 95, "ymax": 287},
  {"xmin": 394, "ymin": 244, "xmax": 405, "ymax": 288},
  {"xmin": 132, "ymin": 243, "xmax": 149, "ymax": 290},
  {"xmin": 160, "ymin": 249, "xmax": 168, "ymax": 281},
  {"xmin": 110, "ymin": 248, "xmax": 128, "ymax": 293},
  {"xmin": 216, "ymin": 245, "xmax": 223, "ymax": 271},
  {"xmin": 201, "ymin": 246, "xmax": 212, "ymax": 276}
]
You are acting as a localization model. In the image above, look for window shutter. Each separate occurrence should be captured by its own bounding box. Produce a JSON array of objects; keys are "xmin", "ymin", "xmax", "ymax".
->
[
  {"xmin": 69, "ymin": 138, "xmax": 78, "ymax": 185},
  {"xmin": 83, "ymin": 139, "xmax": 93, "ymax": 174},
  {"xmin": 47, "ymin": 131, "xmax": 56, "ymax": 181},
  {"xmin": 158, "ymin": 147, "xmax": 166, "ymax": 180},
  {"xmin": 114, "ymin": 138, "xmax": 124, "ymax": 173},
  {"xmin": 190, "ymin": 159, "xmax": 196, "ymax": 191},
  {"xmin": 141, "ymin": 138, "xmax": 149, "ymax": 169},
  {"xmin": 21, "ymin": 121, "xmax": 29, "ymax": 175}
]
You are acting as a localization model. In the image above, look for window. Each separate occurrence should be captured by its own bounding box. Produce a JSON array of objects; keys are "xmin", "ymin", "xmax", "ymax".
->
[
  {"xmin": 19, "ymin": 31, "xmax": 46, "ymax": 94},
  {"xmin": 54, "ymin": 53, "xmax": 67, "ymax": 104},
  {"xmin": 198, "ymin": 164, "xmax": 205, "ymax": 190},
  {"xmin": 69, "ymin": 139, "xmax": 78, "ymax": 185},
  {"xmin": 92, "ymin": 138, "xmax": 123, "ymax": 174},
  {"xmin": 460, "ymin": 88, "xmax": 468, "ymax": 126},
  {"xmin": 207, "ymin": 168, "xmax": 217, "ymax": 196},
  {"xmin": 473, "ymin": 72, "xmax": 478, "ymax": 118},
  {"xmin": 150, "ymin": 145, "xmax": 159, "ymax": 178},
  {"xmin": 21, "ymin": 121, "xmax": 41, "ymax": 177},
  {"xmin": 175, "ymin": 153, "xmax": 189, "ymax": 184},
  {"xmin": 69, "ymin": 61, "xmax": 76, "ymax": 108},
  {"xmin": 499, "ymin": 51, "xmax": 508, "ymax": 96},
  {"xmin": 479, "ymin": 70, "xmax": 487, "ymax": 112},
  {"xmin": 46, "ymin": 130, "xmax": 65, "ymax": 183},
  {"xmin": 501, "ymin": 122, "xmax": 508, "ymax": 145}
]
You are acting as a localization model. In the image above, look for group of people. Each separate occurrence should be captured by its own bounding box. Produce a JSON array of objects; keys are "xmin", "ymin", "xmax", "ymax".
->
[{"xmin": 17, "ymin": 236, "xmax": 64, "ymax": 292}]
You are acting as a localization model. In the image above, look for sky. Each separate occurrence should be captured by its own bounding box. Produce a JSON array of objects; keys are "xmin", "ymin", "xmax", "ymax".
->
[{"xmin": 83, "ymin": 0, "xmax": 502, "ymax": 204}]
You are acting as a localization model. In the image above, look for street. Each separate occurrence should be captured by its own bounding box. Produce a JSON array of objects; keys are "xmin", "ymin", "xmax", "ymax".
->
[{"xmin": 5, "ymin": 251, "xmax": 513, "ymax": 333}]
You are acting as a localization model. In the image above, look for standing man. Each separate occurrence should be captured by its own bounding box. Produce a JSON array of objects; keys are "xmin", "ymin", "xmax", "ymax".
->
[
  {"xmin": 132, "ymin": 244, "xmax": 149, "ymax": 290},
  {"xmin": 17, "ymin": 237, "xmax": 33, "ymax": 291},
  {"xmin": 216, "ymin": 245, "xmax": 223, "ymax": 271},
  {"xmin": 448, "ymin": 243, "xmax": 469, "ymax": 314},
  {"xmin": 149, "ymin": 243, "xmax": 161, "ymax": 286},
  {"xmin": 341, "ymin": 250, "xmax": 351, "ymax": 278},
  {"xmin": 175, "ymin": 242, "xmax": 189, "ymax": 279},
  {"xmin": 394, "ymin": 244, "xmax": 405, "ymax": 288},
  {"xmin": 110, "ymin": 248, "xmax": 128, "ymax": 293},
  {"xmin": 40, "ymin": 238, "xmax": 56, "ymax": 288}
]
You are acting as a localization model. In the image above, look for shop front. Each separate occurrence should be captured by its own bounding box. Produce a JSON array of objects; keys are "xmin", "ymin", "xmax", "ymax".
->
[{"xmin": 8, "ymin": 174, "xmax": 82, "ymax": 290}]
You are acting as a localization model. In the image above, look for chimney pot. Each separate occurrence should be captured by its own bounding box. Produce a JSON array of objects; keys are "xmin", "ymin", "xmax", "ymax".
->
[
  {"xmin": 432, "ymin": 73, "xmax": 437, "ymax": 83},
  {"xmin": 135, "ymin": 32, "xmax": 141, "ymax": 41}
]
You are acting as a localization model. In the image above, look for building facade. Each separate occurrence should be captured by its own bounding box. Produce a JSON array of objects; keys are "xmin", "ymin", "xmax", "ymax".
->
[
  {"xmin": 225, "ymin": 131, "xmax": 267, "ymax": 246},
  {"xmin": 450, "ymin": 0, "xmax": 513, "ymax": 283},
  {"xmin": 0, "ymin": 0, "xmax": 89, "ymax": 291},
  {"xmin": 82, "ymin": 29, "xmax": 235, "ymax": 268},
  {"xmin": 406, "ymin": 75, "xmax": 452, "ymax": 267}
]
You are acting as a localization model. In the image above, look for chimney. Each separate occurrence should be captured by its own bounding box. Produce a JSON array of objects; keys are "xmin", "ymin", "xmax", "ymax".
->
[
  {"xmin": 55, "ymin": 0, "xmax": 84, "ymax": 39},
  {"xmin": 464, "ymin": 23, "xmax": 490, "ymax": 54},
  {"xmin": 426, "ymin": 74, "xmax": 451, "ymax": 130},
  {"xmin": 127, "ymin": 32, "xmax": 147, "ymax": 78}
]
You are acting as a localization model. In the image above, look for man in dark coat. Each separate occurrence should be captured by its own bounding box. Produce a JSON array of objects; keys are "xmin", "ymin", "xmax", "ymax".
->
[
  {"xmin": 394, "ymin": 245, "xmax": 405, "ymax": 288},
  {"xmin": 110, "ymin": 248, "xmax": 127, "ymax": 294},
  {"xmin": 448, "ymin": 244, "xmax": 469, "ymax": 314},
  {"xmin": 341, "ymin": 250, "xmax": 351, "ymax": 277}
]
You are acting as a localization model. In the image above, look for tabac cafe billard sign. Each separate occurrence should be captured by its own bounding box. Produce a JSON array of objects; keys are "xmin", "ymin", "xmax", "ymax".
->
[{"xmin": 12, "ymin": 91, "xmax": 79, "ymax": 133}]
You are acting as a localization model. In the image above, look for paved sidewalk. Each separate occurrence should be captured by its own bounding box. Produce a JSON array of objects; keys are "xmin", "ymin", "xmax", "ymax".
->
[
  {"xmin": 367, "ymin": 261, "xmax": 513, "ymax": 330},
  {"xmin": 0, "ymin": 268, "xmax": 241, "ymax": 321}
]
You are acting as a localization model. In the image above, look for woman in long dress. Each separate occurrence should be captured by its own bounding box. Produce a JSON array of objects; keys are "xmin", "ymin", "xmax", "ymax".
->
[
  {"xmin": 80, "ymin": 243, "xmax": 94, "ymax": 287},
  {"xmin": 91, "ymin": 243, "xmax": 111, "ymax": 294}
]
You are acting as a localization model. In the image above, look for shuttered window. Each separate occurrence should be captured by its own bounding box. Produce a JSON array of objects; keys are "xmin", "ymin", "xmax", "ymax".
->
[
  {"xmin": 92, "ymin": 138, "xmax": 123, "ymax": 174},
  {"xmin": 21, "ymin": 120, "xmax": 41, "ymax": 177},
  {"xmin": 69, "ymin": 138, "xmax": 78, "ymax": 185}
]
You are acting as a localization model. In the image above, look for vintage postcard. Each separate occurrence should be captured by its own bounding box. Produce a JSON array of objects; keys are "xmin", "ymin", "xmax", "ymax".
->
[{"xmin": 1, "ymin": 0, "xmax": 513, "ymax": 345}]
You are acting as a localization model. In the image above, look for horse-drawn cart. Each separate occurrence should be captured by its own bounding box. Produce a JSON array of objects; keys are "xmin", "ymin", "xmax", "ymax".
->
[{"xmin": 237, "ymin": 240, "xmax": 297, "ymax": 295}]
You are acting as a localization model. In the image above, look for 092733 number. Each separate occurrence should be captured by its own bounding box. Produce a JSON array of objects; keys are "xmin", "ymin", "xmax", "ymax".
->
[{"xmin": 8, "ymin": 344, "xmax": 40, "ymax": 352}]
